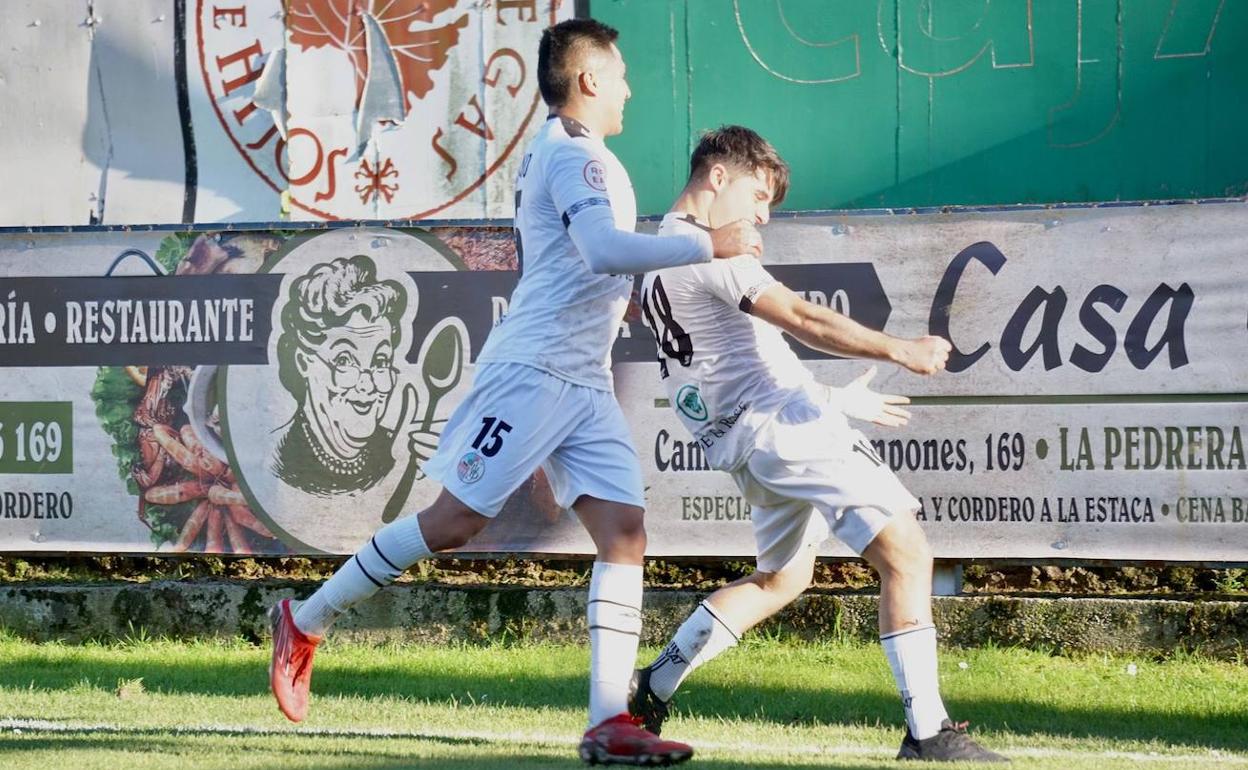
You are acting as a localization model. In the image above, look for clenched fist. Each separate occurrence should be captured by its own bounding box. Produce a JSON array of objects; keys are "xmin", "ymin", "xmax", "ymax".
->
[{"xmin": 895, "ymin": 335, "xmax": 952, "ymax": 375}]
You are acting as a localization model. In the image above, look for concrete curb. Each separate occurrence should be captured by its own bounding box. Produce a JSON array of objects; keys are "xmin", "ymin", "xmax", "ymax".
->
[{"xmin": 1, "ymin": 581, "xmax": 1245, "ymax": 658}]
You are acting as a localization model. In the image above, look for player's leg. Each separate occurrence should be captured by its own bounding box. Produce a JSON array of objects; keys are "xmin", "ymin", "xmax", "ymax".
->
[
  {"xmin": 807, "ymin": 428, "xmax": 1003, "ymax": 762},
  {"xmin": 714, "ymin": 405, "xmax": 1004, "ymax": 762},
  {"xmin": 735, "ymin": 415, "xmax": 946, "ymax": 741},
  {"xmin": 270, "ymin": 363, "xmax": 577, "ymax": 722},
  {"xmin": 573, "ymin": 495, "xmax": 692, "ymax": 766},
  {"xmin": 698, "ymin": 512, "xmax": 819, "ymax": 635},
  {"xmin": 289, "ymin": 489, "xmax": 489, "ymax": 640},
  {"xmin": 858, "ymin": 510, "xmax": 1004, "ymax": 762},
  {"xmin": 808, "ymin": 442, "xmax": 957, "ymax": 749},
  {"xmin": 858, "ymin": 509, "xmax": 944, "ymax": 734},
  {"xmin": 632, "ymin": 474, "xmax": 825, "ymax": 733},
  {"xmin": 545, "ymin": 390, "xmax": 693, "ymax": 765},
  {"xmin": 631, "ymin": 545, "xmax": 815, "ymax": 735},
  {"xmin": 269, "ymin": 489, "xmax": 489, "ymax": 723},
  {"xmin": 575, "ymin": 494, "xmax": 647, "ymax": 724},
  {"xmin": 547, "ymin": 392, "xmax": 649, "ymax": 731}
]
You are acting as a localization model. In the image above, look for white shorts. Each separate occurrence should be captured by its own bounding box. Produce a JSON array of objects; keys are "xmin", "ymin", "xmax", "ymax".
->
[
  {"xmin": 422, "ymin": 363, "xmax": 644, "ymax": 517},
  {"xmin": 731, "ymin": 395, "xmax": 921, "ymax": 573}
]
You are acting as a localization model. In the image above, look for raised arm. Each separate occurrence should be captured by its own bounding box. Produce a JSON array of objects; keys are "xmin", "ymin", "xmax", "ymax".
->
[
  {"xmin": 750, "ymin": 283, "xmax": 951, "ymax": 374},
  {"xmin": 547, "ymin": 144, "xmax": 761, "ymax": 274}
]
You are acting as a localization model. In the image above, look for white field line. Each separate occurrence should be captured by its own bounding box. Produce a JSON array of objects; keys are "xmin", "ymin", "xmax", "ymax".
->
[{"xmin": 1, "ymin": 718, "xmax": 1245, "ymax": 765}]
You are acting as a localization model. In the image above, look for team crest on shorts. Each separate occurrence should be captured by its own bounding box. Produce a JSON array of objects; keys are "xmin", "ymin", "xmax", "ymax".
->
[
  {"xmin": 675, "ymin": 385, "xmax": 709, "ymax": 422},
  {"xmin": 457, "ymin": 451, "xmax": 486, "ymax": 484}
]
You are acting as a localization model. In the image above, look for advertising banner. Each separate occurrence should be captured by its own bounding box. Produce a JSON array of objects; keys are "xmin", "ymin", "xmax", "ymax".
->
[{"xmin": 0, "ymin": 202, "xmax": 1245, "ymax": 560}]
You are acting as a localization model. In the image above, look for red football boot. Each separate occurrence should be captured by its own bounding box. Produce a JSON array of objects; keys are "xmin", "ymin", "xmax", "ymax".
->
[
  {"xmin": 268, "ymin": 598, "xmax": 322, "ymax": 722},
  {"xmin": 578, "ymin": 713, "xmax": 694, "ymax": 766}
]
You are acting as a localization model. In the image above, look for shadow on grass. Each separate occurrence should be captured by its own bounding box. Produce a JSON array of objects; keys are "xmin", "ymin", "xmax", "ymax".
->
[
  {"xmin": 0, "ymin": 653, "xmax": 1242, "ymax": 753},
  {"xmin": 0, "ymin": 730, "xmax": 899, "ymax": 770}
]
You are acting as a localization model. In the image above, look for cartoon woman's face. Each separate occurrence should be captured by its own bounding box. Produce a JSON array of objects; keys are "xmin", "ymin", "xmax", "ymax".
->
[{"xmin": 298, "ymin": 310, "xmax": 397, "ymax": 449}]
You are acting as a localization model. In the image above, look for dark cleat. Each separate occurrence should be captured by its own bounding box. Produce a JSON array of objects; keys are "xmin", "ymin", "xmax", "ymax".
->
[
  {"xmin": 628, "ymin": 667, "xmax": 671, "ymax": 736},
  {"xmin": 897, "ymin": 720, "xmax": 1009, "ymax": 762}
]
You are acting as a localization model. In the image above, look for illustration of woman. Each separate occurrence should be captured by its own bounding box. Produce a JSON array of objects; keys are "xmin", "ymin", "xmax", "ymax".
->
[{"xmin": 272, "ymin": 255, "xmax": 406, "ymax": 496}]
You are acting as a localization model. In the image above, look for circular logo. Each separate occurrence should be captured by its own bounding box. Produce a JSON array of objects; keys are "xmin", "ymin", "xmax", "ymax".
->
[
  {"xmin": 675, "ymin": 384, "xmax": 709, "ymax": 422},
  {"xmin": 582, "ymin": 160, "xmax": 607, "ymax": 192},
  {"xmin": 457, "ymin": 450, "xmax": 486, "ymax": 484},
  {"xmin": 196, "ymin": 1, "xmax": 564, "ymax": 220}
]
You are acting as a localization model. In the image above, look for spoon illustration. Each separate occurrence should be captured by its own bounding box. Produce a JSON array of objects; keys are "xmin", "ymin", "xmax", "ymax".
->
[{"xmin": 382, "ymin": 320, "xmax": 466, "ymax": 522}]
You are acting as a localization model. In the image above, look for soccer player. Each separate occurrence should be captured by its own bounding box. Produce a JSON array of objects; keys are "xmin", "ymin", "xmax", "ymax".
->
[
  {"xmin": 268, "ymin": 20, "xmax": 762, "ymax": 766},
  {"xmin": 631, "ymin": 126, "xmax": 1007, "ymax": 763}
]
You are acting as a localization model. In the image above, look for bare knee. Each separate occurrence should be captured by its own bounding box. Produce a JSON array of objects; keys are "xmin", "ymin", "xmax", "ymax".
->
[
  {"xmin": 752, "ymin": 562, "xmax": 813, "ymax": 603},
  {"xmin": 576, "ymin": 498, "xmax": 646, "ymax": 563},
  {"xmin": 864, "ymin": 512, "xmax": 932, "ymax": 581},
  {"xmin": 602, "ymin": 507, "xmax": 647, "ymax": 562},
  {"xmin": 419, "ymin": 492, "xmax": 489, "ymax": 552},
  {"xmin": 610, "ymin": 506, "xmax": 646, "ymax": 544}
]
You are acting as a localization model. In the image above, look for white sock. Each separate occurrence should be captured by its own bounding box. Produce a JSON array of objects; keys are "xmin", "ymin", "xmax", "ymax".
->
[
  {"xmin": 646, "ymin": 601, "xmax": 740, "ymax": 702},
  {"xmin": 882, "ymin": 624, "xmax": 949, "ymax": 740},
  {"xmin": 293, "ymin": 514, "xmax": 432, "ymax": 637},
  {"xmin": 587, "ymin": 561, "xmax": 643, "ymax": 728}
]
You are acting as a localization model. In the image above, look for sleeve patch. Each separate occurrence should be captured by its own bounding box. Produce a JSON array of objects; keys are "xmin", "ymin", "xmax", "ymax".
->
[{"xmin": 582, "ymin": 160, "xmax": 608, "ymax": 191}]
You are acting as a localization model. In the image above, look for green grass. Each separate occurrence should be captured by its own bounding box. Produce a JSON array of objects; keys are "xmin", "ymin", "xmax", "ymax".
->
[{"xmin": 0, "ymin": 633, "xmax": 1244, "ymax": 769}]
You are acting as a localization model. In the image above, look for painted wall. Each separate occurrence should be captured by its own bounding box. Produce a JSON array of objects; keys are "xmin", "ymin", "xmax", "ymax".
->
[
  {"xmin": 596, "ymin": 0, "xmax": 1248, "ymax": 213},
  {"xmin": 0, "ymin": 1, "xmax": 1243, "ymax": 225},
  {"xmin": 0, "ymin": 0, "xmax": 569, "ymax": 226}
]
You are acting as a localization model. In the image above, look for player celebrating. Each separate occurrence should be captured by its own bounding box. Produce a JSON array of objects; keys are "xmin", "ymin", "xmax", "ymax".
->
[
  {"xmin": 268, "ymin": 20, "xmax": 761, "ymax": 767},
  {"xmin": 631, "ymin": 126, "xmax": 1007, "ymax": 763}
]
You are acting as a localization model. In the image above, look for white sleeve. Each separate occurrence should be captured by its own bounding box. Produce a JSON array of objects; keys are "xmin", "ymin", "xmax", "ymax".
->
[
  {"xmin": 547, "ymin": 143, "xmax": 713, "ymax": 274},
  {"xmin": 701, "ymin": 256, "xmax": 779, "ymax": 312}
]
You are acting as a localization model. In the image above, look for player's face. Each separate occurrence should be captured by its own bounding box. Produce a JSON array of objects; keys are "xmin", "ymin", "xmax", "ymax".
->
[
  {"xmin": 593, "ymin": 44, "xmax": 631, "ymax": 136},
  {"xmin": 709, "ymin": 167, "xmax": 774, "ymax": 228}
]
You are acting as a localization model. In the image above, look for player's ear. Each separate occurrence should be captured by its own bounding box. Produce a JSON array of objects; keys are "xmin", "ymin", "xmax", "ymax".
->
[
  {"xmin": 579, "ymin": 69, "xmax": 598, "ymax": 97},
  {"xmin": 709, "ymin": 164, "xmax": 727, "ymax": 191}
]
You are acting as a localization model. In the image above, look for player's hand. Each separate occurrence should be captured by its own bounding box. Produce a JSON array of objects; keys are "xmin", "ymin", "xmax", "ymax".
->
[
  {"xmin": 709, "ymin": 219, "xmax": 763, "ymax": 259},
  {"xmin": 836, "ymin": 366, "xmax": 911, "ymax": 427},
  {"xmin": 894, "ymin": 336, "xmax": 952, "ymax": 375}
]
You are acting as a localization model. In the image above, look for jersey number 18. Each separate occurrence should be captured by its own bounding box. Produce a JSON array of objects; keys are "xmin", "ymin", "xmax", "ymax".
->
[{"xmin": 640, "ymin": 276, "xmax": 693, "ymax": 379}]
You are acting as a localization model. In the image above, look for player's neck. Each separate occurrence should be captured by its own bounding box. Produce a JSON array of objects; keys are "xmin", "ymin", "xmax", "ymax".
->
[
  {"xmin": 553, "ymin": 106, "xmax": 606, "ymax": 138},
  {"xmin": 670, "ymin": 187, "xmax": 714, "ymax": 227}
]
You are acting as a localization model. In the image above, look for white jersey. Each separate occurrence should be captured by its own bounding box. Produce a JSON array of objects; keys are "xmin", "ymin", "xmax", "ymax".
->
[
  {"xmin": 478, "ymin": 116, "xmax": 710, "ymax": 391},
  {"xmin": 640, "ymin": 213, "xmax": 828, "ymax": 471}
]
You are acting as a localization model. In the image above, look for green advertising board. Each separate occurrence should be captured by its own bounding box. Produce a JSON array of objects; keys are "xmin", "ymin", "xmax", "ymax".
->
[{"xmin": 594, "ymin": 0, "xmax": 1248, "ymax": 213}]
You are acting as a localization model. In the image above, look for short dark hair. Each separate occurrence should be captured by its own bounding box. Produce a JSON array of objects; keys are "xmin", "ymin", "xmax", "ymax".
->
[
  {"xmin": 689, "ymin": 126, "xmax": 790, "ymax": 207},
  {"xmin": 538, "ymin": 19, "xmax": 619, "ymax": 108}
]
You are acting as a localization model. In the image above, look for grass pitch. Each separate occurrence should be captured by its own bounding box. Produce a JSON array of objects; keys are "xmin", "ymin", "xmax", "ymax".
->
[{"xmin": 0, "ymin": 631, "xmax": 1243, "ymax": 769}]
